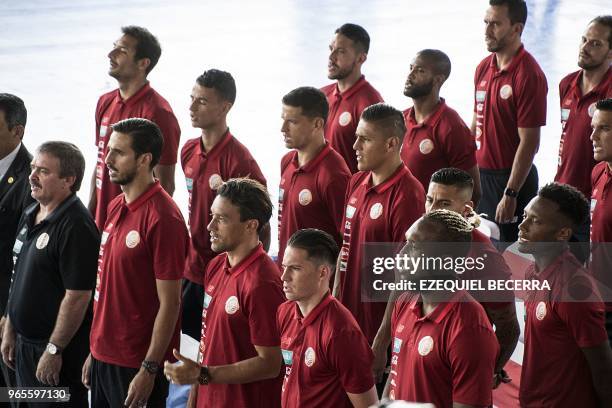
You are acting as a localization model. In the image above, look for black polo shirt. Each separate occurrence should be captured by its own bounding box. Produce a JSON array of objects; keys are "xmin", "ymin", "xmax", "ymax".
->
[{"xmin": 8, "ymin": 194, "xmax": 100, "ymax": 341}]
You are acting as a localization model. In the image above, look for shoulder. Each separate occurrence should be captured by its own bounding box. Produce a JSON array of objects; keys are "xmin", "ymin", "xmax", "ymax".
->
[
  {"xmin": 58, "ymin": 199, "xmax": 99, "ymax": 239},
  {"xmin": 281, "ymin": 151, "xmax": 294, "ymax": 170},
  {"xmin": 320, "ymin": 83, "xmax": 335, "ymax": 96},
  {"xmin": 559, "ymin": 70, "xmax": 580, "ymax": 90},
  {"xmin": 360, "ymin": 80, "xmax": 383, "ymax": 101},
  {"xmin": 475, "ymin": 55, "xmax": 493, "ymax": 75},
  {"xmin": 517, "ymin": 51, "xmax": 547, "ymax": 80},
  {"xmin": 592, "ymin": 161, "xmax": 608, "ymax": 184},
  {"xmin": 181, "ymin": 137, "xmax": 200, "ymax": 159},
  {"xmin": 347, "ymin": 172, "xmax": 368, "ymax": 193}
]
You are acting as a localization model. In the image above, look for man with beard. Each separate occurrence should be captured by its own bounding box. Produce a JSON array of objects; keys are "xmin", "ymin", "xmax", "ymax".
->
[
  {"xmin": 322, "ymin": 23, "xmax": 384, "ymax": 174},
  {"xmin": 472, "ymin": 0, "xmax": 548, "ymax": 245},
  {"xmin": 518, "ymin": 183, "xmax": 612, "ymax": 407},
  {"xmin": 163, "ymin": 178, "xmax": 284, "ymax": 408},
  {"xmin": 401, "ymin": 49, "xmax": 480, "ymax": 203},
  {"xmin": 382, "ymin": 210, "xmax": 498, "ymax": 407},
  {"xmin": 555, "ymin": 16, "xmax": 611, "ymax": 249},
  {"xmin": 84, "ymin": 118, "xmax": 189, "ymax": 408},
  {"xmin": 89, "ymin": 26, "xmax": 180, "ymax": 229}
]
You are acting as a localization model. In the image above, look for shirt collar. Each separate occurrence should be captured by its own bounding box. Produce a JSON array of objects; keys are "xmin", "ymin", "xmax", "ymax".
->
[
  {"xmin": 406, "ymin": 99, "xmax": 447, "ymax": 129},
  {"xmin": 290, "ymin": 143, "xmax": 333, "ymax": 173},
  {"xmin": 199, "ymin": 129, "xmax": 233, "ymax": 159},
  {"xmin": 223, "ymin": 243, "xmax": 266, "ymax": 277},
  {"xmin": 124, "ymin": 181, "xmax": 163, "ymax": 212},
  {"xmin": 572, "ymin": 66, "xmax": 612, "ymax": 99},
  {"xmin": 333, "ymin": 75, "xmax": 367, "ymax": 98},
  {"xmin": 24, "ymin": 193, "xmax": 79, "ymax": 226},
  {"xmin": 489, "ymin": 44, "xmax": 526, "ymax": 74},
  {"xmin": 0, "ymin": 142, "xmax": 22, "ymax": 181},
  {"xmin": 360, "ymin": 164, "xmax": 409, "ymax": 194},
  {"xmin": 113, "ymin": 82, "xmax": 152, "ymax": 107},
  {"xmin": 409, "ymin": 290, "xmax": 466, "ymax": 324},
  {"xmin": 527, "ymin": 249, "xmax": 576, "ymax": 282},
  {"xmin": 292, "ymin": 292, "xmax": 334, "ymax": 326}
]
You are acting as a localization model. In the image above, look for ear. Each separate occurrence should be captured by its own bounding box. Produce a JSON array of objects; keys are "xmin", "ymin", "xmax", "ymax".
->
[
  {"xmin": 387, "ymin": 135, "xmax": 400, "ymax": 151},
  {"xmin": 357, "ymin": 52, "xmax": 367, "ymax": 65},
  {"xmin": 63, "ymin": 175, "xmax": 76, "ymax": 191},
  {"xmin": 222, "ymin": 101, "xmax": 233, "ymax": 116},
  {"xmin": 11, "ymin": 124, "xmax": 25, "ymax": 140},
  {"xmin": 245, "ymin": 219, "xmax": 259, "ymax": 234},
  {"xmin": 433, "ymin": 74, "xmax": 446, "ymax": 89},
  {"xmin": 556, "ymin": 226, "xmax": 572, "ymax": 242},
  {"xmin": 313, "ymin": 117, "xmax": 325, "ymax": 132},
  {"xmin": 462, "ymin": 201, "xmax": 475, "ymax": 218},
  {"xmin": 137, "ymin": 57, "xmax": 151, "ymax": 73},
  {"xmin": 513, "ymin": 22, "xmax": 525, "ymax": 37},
  {"xmin": 319, "ymin": 264, "xmax": 331, "ymax": 284},
  {"xmin": 137, "ymin": 152, "xmax": 153, "ymax": 169}
]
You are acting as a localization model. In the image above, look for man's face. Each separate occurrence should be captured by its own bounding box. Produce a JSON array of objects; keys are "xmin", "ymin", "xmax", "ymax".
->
[
  {"xmin": 107, "ymin": 34, "xmax": 142, "ymax": 80},
  {"xmin": 404, "ymin": 219, "xmax": 443, "ymax": 280},
  {"xmin": 591, "ymin": 109, "xmax": 612, "ymax": 163},
  {"xmin": 578, "ymin": 22, "xmax": 612, "ymax": 70},
  {"xmin": 189, "ymin": 83, "xmax": 230, "ymax": 130},
  {"xmin": 280, "ymin": 104, "xmax": 317, "ymax": 150},
  {"xmin": 104, "ymin": 131, "xmax": 139, "ymax": 186},
  {"xmin": 404, "ymin": 54, "xmax": 436, "ymax": 99},
  {"xmin": 29, "ymin": 152, "xmax": 72, "ymax": 205},
  {"xmin": 281, "ymin": 246, "xmax": 324, "ymax": 302},
  {"xmin": 484, "ymin": 5, "xmax": 517, "ymax": 53},
  {"xmin": 353, "ymin": 119, "xmax": 393, "ymax": 172},
  {"xmin": 207, "ymin": 196, "xmax": 250, "ymax": 253},
  {"xmin": 0, "ymin": 111, "xmax": 21, "ymax": 159},
  {"xmin": 518, "ymin": 196, "xmax": 567, "ymax": 253},
  {"xmin": 426, "ymin": 182, "xmax": 473, "ymax": 216},
  {"xmin": 328, "ymin": 33, "xmax": 362, "ymax": 80}
]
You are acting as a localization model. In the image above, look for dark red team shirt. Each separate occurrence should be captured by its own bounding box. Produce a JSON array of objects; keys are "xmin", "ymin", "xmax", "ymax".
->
[
  {"xmin": 181, "ymin": 131, "xmax": 266, "ymax": 283},
  {"xmin": 197, "ymin": 244, "xmax": 284, "ymax": 408},
  {"xmin": 277, "ymin": 294, "xmax": 374, "ymax": 408},
  {"xmin": 94, "ymin": 83, "xmax": 181, "ymax": 229},
  {"xmin": 401, "ymin": 99, "xmax": 477, "ymax": 190},
  {"xmin": 555, "ymin": 68, "xmax": 611, "ymax": 196},
  {"xmin": 321, "ymin": 76, "xmax": 384, "ymax": 173},
  {"xmin": 388, "ymin": 291, "xmax": 498, "ymax": 407},
  {"xmin": 473, "ymin": 45, "xmax": 547, "ymax": 170},
  {"xmin": 520, "ymin": 250, "xmax": 606, "ymax": 407},
  {"xmin": 91, "ymin": 182, "xmax": 188, "ymax": 368},
  {"xmin": 338, "ymin": 165, "xmax": 424, "ymax": 342},
  {"xmin": 591, "ymin": 162, "xmax": 612, "ymax": 310},
  {"xmin": 278, "ymin": 144, "xmax": 350, "ymax": 268}
]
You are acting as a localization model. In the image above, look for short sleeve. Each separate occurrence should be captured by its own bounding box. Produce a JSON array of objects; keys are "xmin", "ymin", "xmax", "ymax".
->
[
  {"xmin": 321, "ymin": 161, "xmax": 351, "ymax": 235},
  {"xmin": 439, "ymin": 117, "xmax": 477, "ymax": 171},
  {"xmin": 58, "ymin": 217, "xmax": 101, "ymax": 290},
  {"xmin": 245, "ymin": 281, "xmax": 284, "ymax": 347},
  {"xmin": 449, "ymin": 326, "xmax": 498, "ymax": 406},
  {"xmin": 147, "ymin": 213, "xmax": 189, "ymax": 280},
  {"xmin": 391, "ymin": 185, "xmax": 424, "ymax": 244},
  {"xmin": 516, "ymin": 69, "xmax": 548, "ymax": 128},
  {"xmin": 328, "ymin": 329, "xmax": 374, "ymax": 394},
  {"xmin": 555, "ymin": 301, "xmax": 607, "ymax": 348},
  {"xmin": 154, "ymin": 107, "xmax": 181, "ymax": 166}
]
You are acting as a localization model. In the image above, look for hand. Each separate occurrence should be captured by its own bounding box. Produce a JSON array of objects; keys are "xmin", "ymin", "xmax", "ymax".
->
[
  {"xmin": 124, "ymin": 368, "xmax": 156, "ymax": 408},
  {"xmin": 82, "ymin": 353, "xmax": 92, "ymax": 389},
  {"xmin": 495, "ymin": 195, "xmax": 517, "ymax": 224},
  {"xmin": 1, "ymin": 321, "xmax": 16, "ymax": 370},
  {"xmin": 36, "ymin": 352, "xmax": 62, "ymax": 386},
  {"xmin": 0, "ymin": 316, "xmax": 6, "ymax": 340},
  {"xmin": 371, "ymin": 344, "xmax": 388, "ymax": 383},
  {"xmin": 492, "ymin": 369, "xmax": 512, "ymax": 389},
  {"xmin": 163, "ymin": 349, "xmax": 200, "ymax": 385}
]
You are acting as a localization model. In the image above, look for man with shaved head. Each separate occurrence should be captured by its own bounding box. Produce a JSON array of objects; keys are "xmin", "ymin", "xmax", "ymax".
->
[{"xmin": 401, "ymin": 50, "xmax": 480, "ymax": 204}]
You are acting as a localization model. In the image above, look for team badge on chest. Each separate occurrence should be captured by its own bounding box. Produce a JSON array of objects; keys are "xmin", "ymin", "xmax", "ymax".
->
[
  {"xmin": 36, "ymin": 233, "xmax": 50, "ymax": 250},
  {"xmin": 338, "ymin": 111, "xmax": 352, "ymax": 126},
  {"xmin": 370, "ymin": 203, "xmax": 383, "ymax": 219},
  {"xmin": 535, "ymin": 301, "xmax": 547, "ymax": 320},
  {"xmin": 125, "ymin": 230, "xmax": 140, "ymax": 248},
  {"xmin": 209, "ymin": 174, "xmax": 223, "ymax": 190},
  {"xmin": 304, "ymin": 347, "xmax": 316, "ymax": 367},
  {"xmin": 298, "ymin": 189, "xmax": 312, "ymax": 206},
  {"xmin": 225, "ymin": 295, "xmax": 239, "ymax": 314},
  {"xmin": 419, "ymin": 139, "xmax": 434, "ymax": 155},
  {"xmin": 418, "ymin": 336, "xmax": 434, "ymax": 356},
  {"xmin": 588, "ymin": 102, "xmax": 597, "ymax": 118},
  {"xmin": 500, "ymin": 84, "xmax": 512, "ymax": 100}
]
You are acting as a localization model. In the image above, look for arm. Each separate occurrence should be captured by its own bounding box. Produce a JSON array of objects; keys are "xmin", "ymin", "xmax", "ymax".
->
[
  {"xmin": 470, "ymin": 113, "xmax": 476, "ymax": 135},
  {"xmin": 87, "ymin": 168, "xmax": 97, "ymax": 215},
  {"xmin": 581, "ymin": 341, "xmax": 612, "ymax": 406},
  {"xmin": 347, "ymin": 386, "xmax": 378, "ymax": 408},
  {"xmin": 371, "ymin": 290, "xmax": 398, "ymax": 382},
  {"xmin": 484, "ymin": 303, "xmax": 520, "ymax": 385},
  {"xmin": 125, "ymin": 279, "xmax": 181, "ymax": 407},
  {"xmin": 466, "ymin": 165, "xmax": 482, "ymax": 209},
  {"xmin": 154, "ymin": 164, "xmax": 176, "ymax": 197},
  {"xmin": 1, "ymin": 316, "xmax": 16, "ymax": 369},
  {"xmin": 495, "ymin": 127, "xmax": 540, "ymax": 224},
  {"xmin": 37, "ymin": 289, "xmax": 92, "ymax": 385}
]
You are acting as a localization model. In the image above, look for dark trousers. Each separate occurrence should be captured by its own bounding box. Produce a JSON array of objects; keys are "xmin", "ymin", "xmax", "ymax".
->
[
  {"xmin": 15, "ymin": 335, "xmax": 88, "ymax": 407},
  {"xmin": 606, "ymin": 311, "xmax": 612, "ymax": 348},
  {"xmin": 1, "ymin": 358, "xmax": 23, "ymax": 408},
  {"xmin": 90, "ymin": 357, "xmax": 168, "ymax": 407},
  {"xmin": 478, "ymin": 166, "xmax": 538, "ymax": 249},
  {"xmin": 182, "ymin": 279, "xmax": 204, "ymax": 341}
]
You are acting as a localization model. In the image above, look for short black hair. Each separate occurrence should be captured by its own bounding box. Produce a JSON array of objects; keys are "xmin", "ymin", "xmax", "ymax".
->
[
  {"xmin": 217, "ymin": 178, "xmax": 272, "ymax": 233},
  {"xmin": 111, "ymin": 118, "xmax": 164, "ymax": 168},
  {"xmin": 37, "ymin": 141, "xmax": 85, "ymax": 193},
  {"xmin": 417, "ymin": 49, "xmax": 452, "ymax": 80},
  {"xmin": 335, "ymin": 23, "xmax": 370, "ymax": 54},
  {"xmin": 596, "ymin": 98, "xmax": 612, "ymax": 112},
  {"xmin": 590, "ymin": 15, "xmax": 612, "ymax": 48},
  {"xmin": 196, "ymin": 69, "xmax": 237, "ymax": 104},
  {"xmin": 430, "ymin": 168, "xmax": 474, "ymax": 192},
  {"xmin": 489, "ymin": 0, "xmax": 528, "ymax": 25},
  {"xmin": 361, "ymin": 103, "xmax": 406, "ymax": 143},
  {"xmin": 121, "ymin": 26, "xmax": 162, "ymax": 75},
  {"xmin": 282, "ymin": 87, "xmax": 329, "ymax": 124},
  {"xmin": 0, "ymin": 93, "xmax": 27, "ymax": 129},
  {"xmin": 538, "ymin": 182, "xmax": 589, "ymax": 227},
  {"xmin": 287, "ymin": 228, "xmax": 339, "ymax": 268}
]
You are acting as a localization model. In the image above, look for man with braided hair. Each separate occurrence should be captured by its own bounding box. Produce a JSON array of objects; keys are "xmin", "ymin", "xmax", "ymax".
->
[
  {"xmin": 426, "ymin": 167, "xmax": 519, "ymax": 388},
  {"xmin": 383, "ymin": 210, "xmax": 498, "ymax": 407}
]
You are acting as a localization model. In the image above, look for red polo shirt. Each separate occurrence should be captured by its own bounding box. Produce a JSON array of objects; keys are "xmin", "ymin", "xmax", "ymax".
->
[
  {"xmin": 181, "ymin": 131, "xmax": 266, "ymax": 284},
  {"xmin": 388, "ymin": 291, "xmax": 498, "ymax": 407},
  {"xmin": 277, "ymin": 294, "xmax": 374, "ymax": 408},
  {"xmin": 473, "ymin": 45, "xmax": 547, "ymax": 169},
  {"xmin": 94, "ymin": 82, "xmax": 181, "ymax": 229},
  {"xmin": 278, "ymin": 144, "xmax": 350, "ymax": 268},
  {"xmin": 520, "ymin": 250, "xmax": 606, "ymax": 407},
  {"xmin": 401, "ymin": 99, "xmax": 477, "ymax": 190},
  {"xmin": 321, "ymin": 76, "xmax": 384, "ymax": 173},
  {"xmin": 197, "ymin": 244, "xmax": 284, "ymax": 408},
  {"xmin": 338, "ymin": 165, "xmax": 424, "ymax": 342},
  {"xmin": 591, "ymin": 162, "xmax": 612, "ymax": 310},
  {"xmin": 555, "ymin": 68, "xmax": 612, "ymax": 196},
  {"xmin": 91, "ymin": 181, "xmax": 188, "ymax": 368}
]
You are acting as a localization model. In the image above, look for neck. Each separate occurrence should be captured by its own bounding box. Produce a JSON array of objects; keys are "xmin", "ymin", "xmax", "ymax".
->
[
  {"xmin": 337, "ymin": 70, "xmax": 362, "ymax": 93},
  {"xmin": 226, "ymin": 236, "xmax": 260, "ymax": 268},
  {"xmin": 201, "ymin": 123, "xmax": 229, "ymax": 152},
  {"xmin": 412, "ymin": 94, "xmax": 441, "ymax": 123},
  {"xmin": 533, "ymin": 245, "xmax": 566, "ymax": 272},
  {"xmin": 420, "ymin": 289, "xmax": 455, "ymax": 315},
  {"xmin": 371, "ymin": 157, "xmax": 402, "ymax": 186},
  {"xmin": 495, "ymin": 41, "xmax": 522, "ymax": 71},
  {"xmin": 296, "ymin": 135, "xmax": 326, "ymax": 167},
  {"xmin": 122, "ymin": 172, "xmax": 156, "ymax": 203},
  {"xmin": 581, "ymin": 64, "xmax": 609, "ymax": 94},
  {"xmin": 37, "ymin": 191, "xmax": 72, "ymax": 222},
  {"xmin": 0, "ymin": 142, "xmax": 19, "ymax": 160},
  {"xmin": 297, "ymin": 289, "xmax": 329, "ymax": 318},
  {"xmin": 118, "ymin": 77, "xmax": 148, "ymax": 100}
]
